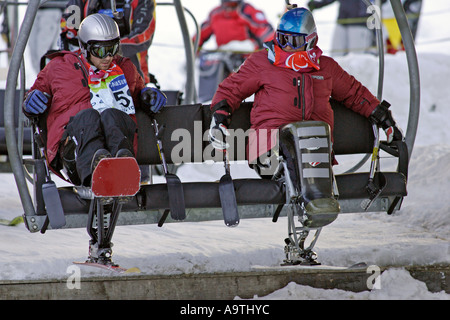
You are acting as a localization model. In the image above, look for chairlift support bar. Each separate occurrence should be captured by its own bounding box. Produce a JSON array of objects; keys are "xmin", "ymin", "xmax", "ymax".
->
[
  {"xmin": 365, "ymin": 0, "xmax": 419, "ymax": 157},
  {"xmin": 390, "ymin": 0, "xmax": 420, "ymax": 158},
  {"xmin": 345, "ymin": 0, "xmax": 419, "ymax": 173},
  {"xmin": 151, "ymin": 1, "xmax": 200, "ymax": 103},
  {"xmin": 173, "ymin": 0, "xmax": 196, "ymax": 104},
  {"xmin": 4, "ymin": 0, "xmax": 40, "ymax": 218},
  {"xmin": 346, "ymin": 0, "xmax": 385, "ymax": 175}
]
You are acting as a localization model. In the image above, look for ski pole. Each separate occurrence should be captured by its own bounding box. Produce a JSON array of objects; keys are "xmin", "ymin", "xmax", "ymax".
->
[
  {"xmin": 368, "ymin": 123, "xmax": 380, "ymax": 183},
  {"xmin": 152, "ymin": 118, "xmax": 168, "ymax": 174}
]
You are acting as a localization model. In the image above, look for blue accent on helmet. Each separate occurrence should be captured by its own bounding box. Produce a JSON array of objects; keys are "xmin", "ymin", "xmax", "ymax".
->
[{"xmin": 277, "ymin": 8, "xmax": 318, "ymax": 50}]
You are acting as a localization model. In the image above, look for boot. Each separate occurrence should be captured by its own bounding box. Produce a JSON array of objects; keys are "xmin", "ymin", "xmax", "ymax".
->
[
  {"xmin": 91, "ymin": 149, "xmax": 111, "ymax": 172},
  {"xmin": 115, "ymin": 148, "xmax": 134, "ymax": 158}
]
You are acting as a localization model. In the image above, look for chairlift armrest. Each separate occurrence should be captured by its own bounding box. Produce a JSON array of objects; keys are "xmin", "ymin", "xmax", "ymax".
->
[{"xmin": 380, "ymin": 140, "xmax": 409, "ymax": 179}]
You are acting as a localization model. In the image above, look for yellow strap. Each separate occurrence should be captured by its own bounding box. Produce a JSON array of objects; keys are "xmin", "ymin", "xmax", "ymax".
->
[{"xmin": 382, "ymin": 18, "xmax": 402, "ymax": 50}]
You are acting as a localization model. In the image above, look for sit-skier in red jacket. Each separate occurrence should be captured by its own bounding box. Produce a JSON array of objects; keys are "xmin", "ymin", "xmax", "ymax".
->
[
  {"xmin": 209, "ymin": 7, "xmax": 403, "ymax": 168},
  {"xmin": 194, "ymin": 0, "xmax": 274, "ymax": 50}
]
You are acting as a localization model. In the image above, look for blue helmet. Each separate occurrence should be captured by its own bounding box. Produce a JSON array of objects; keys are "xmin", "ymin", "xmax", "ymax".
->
[{"xmin": 277, "ymin": 8, "xmax": 318, "ymax": 50}]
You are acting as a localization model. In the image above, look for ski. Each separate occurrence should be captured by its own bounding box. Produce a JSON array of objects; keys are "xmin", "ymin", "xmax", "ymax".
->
[
  {"xmin": 73, "ymin": 261, "xmax": 141, "ymax": 274},
  {"xmin": 0, "ymin": 216, "xmax": 24, "ymax": 226}
]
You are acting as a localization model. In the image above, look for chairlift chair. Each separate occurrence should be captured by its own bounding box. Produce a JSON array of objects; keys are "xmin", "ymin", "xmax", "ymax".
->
[{"xmin": 3, "ymin": 0, "xmax": 419, "ymax": 265}]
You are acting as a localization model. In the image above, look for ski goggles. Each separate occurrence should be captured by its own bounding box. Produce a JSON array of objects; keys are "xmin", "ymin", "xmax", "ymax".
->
[
  {"xmin": 276, "ymin": 31, "xmax": 308, "ymax": 50},
  {"xmin": 88, "ymin": 41, "xmax": 120, "ymax": 59}
]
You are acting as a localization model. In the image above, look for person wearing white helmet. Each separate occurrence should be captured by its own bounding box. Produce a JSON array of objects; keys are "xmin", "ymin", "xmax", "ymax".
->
[{"xmin": 23, "ymin": 14, "xmax": 166, "ymax": 187}]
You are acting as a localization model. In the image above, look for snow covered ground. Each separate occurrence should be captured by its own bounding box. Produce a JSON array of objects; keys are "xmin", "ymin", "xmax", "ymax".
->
[{"xmin": 1, "ymin": 0, "xmax": 450, "ymax": 300}]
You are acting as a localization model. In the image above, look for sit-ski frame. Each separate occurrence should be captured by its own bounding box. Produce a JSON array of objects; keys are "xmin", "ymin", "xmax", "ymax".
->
[
  {"xmin": 76, "ymin": 157, "xmax": 141, "ymax": 265},
  {"xmin": 275, "ymin": 158, "xmax": 324, "ymax": 265}
]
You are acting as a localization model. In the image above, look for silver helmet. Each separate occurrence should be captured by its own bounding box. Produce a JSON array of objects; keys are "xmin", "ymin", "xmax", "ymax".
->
[{"xmin": 78, "ymin": 13, "xmax": 120, "ymax": 59}]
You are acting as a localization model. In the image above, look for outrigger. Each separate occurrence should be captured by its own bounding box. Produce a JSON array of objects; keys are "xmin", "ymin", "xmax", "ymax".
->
[{"xmin": 3, "ymin": 0, "xmax": 419, "ymax": 267}]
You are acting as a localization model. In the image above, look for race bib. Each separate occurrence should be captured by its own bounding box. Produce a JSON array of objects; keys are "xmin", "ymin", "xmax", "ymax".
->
[{"xmin": 88, "ymin": 63, "xmax": 135, "ymax": 115}]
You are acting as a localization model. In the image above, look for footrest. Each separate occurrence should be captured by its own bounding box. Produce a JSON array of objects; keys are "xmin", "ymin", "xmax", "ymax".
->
[
  {"xmin": 304, "ymin": 198, "xmax": 340, "ymax": 228},
  {"xmin": 91, "ymin": 157, "xmax": 141, "ymax": 197}
]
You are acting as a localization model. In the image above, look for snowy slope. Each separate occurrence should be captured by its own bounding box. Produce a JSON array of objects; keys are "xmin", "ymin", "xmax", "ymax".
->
[{"xmin": 1, "ymin": 0, "xmax": 450, "ymax": 300}]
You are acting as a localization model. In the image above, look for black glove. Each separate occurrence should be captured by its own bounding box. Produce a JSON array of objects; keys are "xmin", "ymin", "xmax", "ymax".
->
[
  {"xmin": 369, "ymin": 100, "xmax": 404, "ymax": 143},
  {"xmin": 209, "ymin": 100, "xmax": 232, "ymax": 150}
]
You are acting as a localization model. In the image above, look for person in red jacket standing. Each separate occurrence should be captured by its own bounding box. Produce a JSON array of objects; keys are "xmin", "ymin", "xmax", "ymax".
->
[
  {"xmin": 194, "ymin": 0, "xmax": 274, "ymax": 102},
  {"xmin": 23, "ymin": 14, "xmax": 166, "ymax": 187},
  {"xmin": 209, "ymin": 7, "xmax": 403, "ymax": 181},
  {"xmin": 195, "ymin": 0, "xmax": 274, "ymax": 51}
]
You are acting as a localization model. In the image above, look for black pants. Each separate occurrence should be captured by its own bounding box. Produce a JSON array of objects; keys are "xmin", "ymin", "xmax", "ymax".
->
[{"xmin": 61, "ymin": 108, "xmax": 137, "ymax": 186}]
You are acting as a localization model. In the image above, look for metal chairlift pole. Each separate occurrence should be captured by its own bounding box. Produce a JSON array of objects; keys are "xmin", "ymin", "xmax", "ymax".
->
[
  {"xmin": 173, "ymin": 0, "xmax": 196, "ymax": 104},
  {"xmin": 343, "ymin": 0, "xmax": 384, "ymax": 174},
  {"xmin": 390, "ymin": 0, "xmax": 420, "ymax": 158},
  {"xmin": 361, "ymin": 0, "xmax": 384, "ymax": 206},
  {"xmin": 158, "ymin": 1, "xmax": 200, "ymax": 103},
  {"xmin": 4, "ymin": 0, "xmax": 41, "ymax": 218},
  {"xmin": 345, "ymin": 0, "xmax": 419, "ymax": 173}
]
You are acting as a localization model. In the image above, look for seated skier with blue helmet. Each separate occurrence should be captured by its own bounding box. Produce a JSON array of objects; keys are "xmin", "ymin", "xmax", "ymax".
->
[{"xmin": 209, "ymin": 7, "xmax": 403, "ymax": 211}]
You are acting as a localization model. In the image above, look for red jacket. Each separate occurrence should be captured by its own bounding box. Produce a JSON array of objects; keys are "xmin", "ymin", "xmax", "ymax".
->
[
  {"xmin": 195, "ymin": 3, "xmax": 274, "ymax": 50},
  {"xmin": 25, "ymin": 51, "xmax": 145, "ymax": 166},
  {"xmin": 211, "ymin": 47, "xmax": 379, "ymax": 161}
]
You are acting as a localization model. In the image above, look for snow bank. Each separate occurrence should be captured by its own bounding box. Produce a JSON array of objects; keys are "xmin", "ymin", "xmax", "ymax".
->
[{"xmin": 247, "ymin": 269, "xmax": 450, "ymax": 300}]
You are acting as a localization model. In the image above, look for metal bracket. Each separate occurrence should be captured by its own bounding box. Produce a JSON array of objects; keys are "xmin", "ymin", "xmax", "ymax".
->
[{"xmin": 23, "ymin": 214, "xmax": 47, "ymax": 233}]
